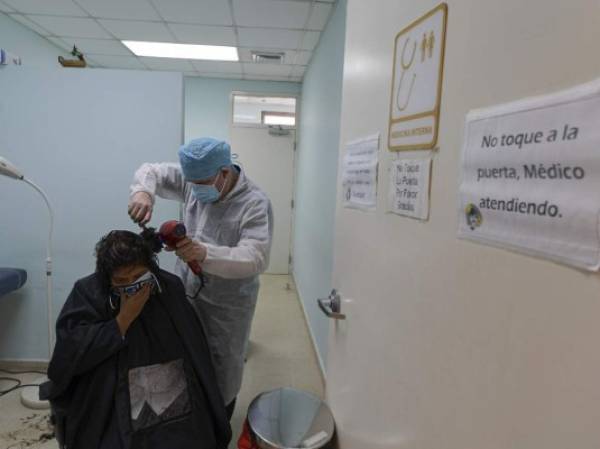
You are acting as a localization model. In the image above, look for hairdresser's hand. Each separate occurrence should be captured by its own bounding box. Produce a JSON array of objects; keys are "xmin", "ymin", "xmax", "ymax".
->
[
  {"xmin": 128, "ymin": 191, "xmax": 153, "ymax": 225},
  {"xmin": 116, "ymin": 283, "xmax": 151, "ymax": 336},
  {"xmin": 170, "ymin": 237, "xmax": 207, "ymax": 264}
]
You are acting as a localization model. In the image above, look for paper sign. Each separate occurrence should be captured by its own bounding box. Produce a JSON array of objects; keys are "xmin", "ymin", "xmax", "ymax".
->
[
  {"xmin": 388, "ymin": 3, "xmax": 448, "ymax": 151},
  {"xmin": 342, "ymin": 134, "xmax": 380, "ymax": 210},
  {"xmin": 458, "ymin": 78, "xmax": 600, "ymax": 270},
  {"xmin": 388, "ymin": 158, "xmax": 431, "ymax": 220}
]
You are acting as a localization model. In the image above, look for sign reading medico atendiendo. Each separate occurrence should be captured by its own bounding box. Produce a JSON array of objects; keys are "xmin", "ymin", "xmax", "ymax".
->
[{"xmin": 458, "ymin": 79, "xmax": 600, "ymax": 270}]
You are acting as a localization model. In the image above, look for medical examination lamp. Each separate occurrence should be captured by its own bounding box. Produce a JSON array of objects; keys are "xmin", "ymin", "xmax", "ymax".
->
[{"xmin": 0, "ymin": 156, "xmax": 54, "ymax": 409}]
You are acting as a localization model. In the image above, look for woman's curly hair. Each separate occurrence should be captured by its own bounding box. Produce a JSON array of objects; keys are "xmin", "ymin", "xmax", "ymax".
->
[{"xmin": 95, "ymin": 230, "xmax": 160, "ymax": 293}]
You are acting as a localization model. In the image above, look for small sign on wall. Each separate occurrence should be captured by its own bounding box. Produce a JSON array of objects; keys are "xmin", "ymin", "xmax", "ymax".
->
[
  {"xmin": 0, "ymin": 49, "xmax": 22, "ymax": 66},
  {"xmin": 458, "ymin": 78, "xmax": 600, "ymax": 271},
  {"xmin": 388, "ymin": 3, "xmax": 448, "ymax": 151},
  {"xmin": 388, "ymin": 157, "xmax": 432, "ymax": 220},
  {"xmin": 342, "ymin": 134, "xmax": 380, "ymax": 211}
]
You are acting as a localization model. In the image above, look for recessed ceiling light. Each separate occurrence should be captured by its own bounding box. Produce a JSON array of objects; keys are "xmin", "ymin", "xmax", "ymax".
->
[{"xmin": 122, "ymin": 40, "xmax": 238, "ymax": 61}]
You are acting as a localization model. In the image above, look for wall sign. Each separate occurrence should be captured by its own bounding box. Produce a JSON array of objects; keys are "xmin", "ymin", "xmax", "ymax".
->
[
  {"xmin": 342, "ymin": 134, "xmax": 380, "ymax": 211},
  {"xmin": 458, "ymin": 78, "xmax": 600, "ymax": 271},
  {"xmin": 388, "ymin": 3, "xmax": 448, "ymax": 151},
  {"xmin": 388, "ymin": 157, "xmax": 432, "ymax": 220},
  {"xmin": 0, "ymin": 49, "xmax": 21, "ymax": 65}
]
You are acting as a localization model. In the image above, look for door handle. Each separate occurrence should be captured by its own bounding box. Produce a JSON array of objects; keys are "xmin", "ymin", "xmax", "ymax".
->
[{"xmin": 317, "ymin": 289, "xmax": 346, "ymax": 320}]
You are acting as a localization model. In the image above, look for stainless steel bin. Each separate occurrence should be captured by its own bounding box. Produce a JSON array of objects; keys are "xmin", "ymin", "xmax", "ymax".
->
[{"xmin": 248, "ymin": 388, "xmax": 335, "ymax": 449}]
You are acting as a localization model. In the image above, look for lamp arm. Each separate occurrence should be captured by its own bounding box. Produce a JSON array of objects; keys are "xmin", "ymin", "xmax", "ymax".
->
[{"xmin": 22, "ymin": 177, "xmax": 55, "ymax": 355}]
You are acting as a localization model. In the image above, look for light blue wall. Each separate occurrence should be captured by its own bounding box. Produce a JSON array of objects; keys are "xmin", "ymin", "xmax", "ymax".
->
[
  {"xmin": 0, "ymin": 12, "xmax": 67, "ymax": 68},
  {"xmin": 184, "ymin": 77, "xmax": 301, "ymax": 143},
  {"xmin": 0, "ymin": 69, "xmax": 183, "ymax": 361},
  {"xmin": 292, "ymin": 0, "xmax": 347, "ymax": 371}
]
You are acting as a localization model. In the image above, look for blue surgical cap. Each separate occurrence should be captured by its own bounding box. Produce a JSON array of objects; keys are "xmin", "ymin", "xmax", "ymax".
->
[{"xmin": 178, "ymin": 137, "xmax": 232, "ymax": 181}]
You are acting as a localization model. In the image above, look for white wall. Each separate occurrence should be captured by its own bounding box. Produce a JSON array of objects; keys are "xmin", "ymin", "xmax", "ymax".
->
[
  {"xmin": 292, "ymin": 0, "xmax": 346, "ymax": 370},
  {"xmin": 327, "ymin": 1, "xmax": 600, "ymax": 448},
  {"xmin": 0, "ymin": 12, "xmax": 66, "ymax": 68}
]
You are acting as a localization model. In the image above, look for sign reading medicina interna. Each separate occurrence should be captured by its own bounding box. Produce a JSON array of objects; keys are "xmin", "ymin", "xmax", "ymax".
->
[{"xmin": 458, "ymin": 79, "xmax": 600, "ymax": 270}]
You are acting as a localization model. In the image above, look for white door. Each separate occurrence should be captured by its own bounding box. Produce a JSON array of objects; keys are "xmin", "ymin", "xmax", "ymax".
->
[
  {"xmin": 323, "ymin": 1, "xmax": 600, "ymax": 449},
  {"xmin": 230, "ymin": 126, "xmax": 295, "ymax": 274}
]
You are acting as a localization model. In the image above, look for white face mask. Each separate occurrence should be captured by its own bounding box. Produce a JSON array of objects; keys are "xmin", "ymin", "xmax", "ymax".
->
[
  {"xmin": 109, "ymin": 271, "xmax": 162, "ymax": 310},
  {"xmin": 111, "ymin": 271, "xmax": 161, "ymax": 297}
]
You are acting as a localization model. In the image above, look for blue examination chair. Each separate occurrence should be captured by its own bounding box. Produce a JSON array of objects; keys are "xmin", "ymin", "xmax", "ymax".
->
[{"xmin": 0, "ymin": 268, "xmax": 27, "ymax": 297}]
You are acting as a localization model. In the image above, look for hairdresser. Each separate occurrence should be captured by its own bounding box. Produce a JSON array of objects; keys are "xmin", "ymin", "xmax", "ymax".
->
[{"xmin": 128, "ymin": 137, "xmax": 273, "ymax": 419}]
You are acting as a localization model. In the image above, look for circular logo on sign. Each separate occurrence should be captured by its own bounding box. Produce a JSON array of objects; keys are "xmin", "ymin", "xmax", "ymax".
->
[{"xmin": 465, "ymin": 203, "xmax": 483, "ymax": 230}]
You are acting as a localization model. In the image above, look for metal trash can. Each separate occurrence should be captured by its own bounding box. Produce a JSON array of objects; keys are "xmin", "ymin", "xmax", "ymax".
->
[{"xmin": 247, "ymin": 387, "xmax": 335, "ymax": 449}]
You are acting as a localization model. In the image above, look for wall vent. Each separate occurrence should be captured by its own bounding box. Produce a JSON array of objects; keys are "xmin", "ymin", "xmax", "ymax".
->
[{"xmin": 251, "ymin": 51, "xmax": 285, "ymax": 64}]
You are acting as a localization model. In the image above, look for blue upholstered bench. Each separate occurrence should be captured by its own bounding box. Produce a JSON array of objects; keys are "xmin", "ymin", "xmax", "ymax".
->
[{"xmin": 0, "ymin": 268, "xmax": 27, "ymax": 297}]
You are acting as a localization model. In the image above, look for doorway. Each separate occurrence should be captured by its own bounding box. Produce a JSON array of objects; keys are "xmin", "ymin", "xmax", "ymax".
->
[{"xmin": 229, "ymin": 93, "xmax": 297, "ymax": 274}]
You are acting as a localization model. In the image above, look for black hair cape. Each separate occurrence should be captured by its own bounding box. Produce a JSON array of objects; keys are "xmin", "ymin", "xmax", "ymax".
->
[{"xmin": 40, "ymin": 269, "xmax": 231, "ymax": 449}]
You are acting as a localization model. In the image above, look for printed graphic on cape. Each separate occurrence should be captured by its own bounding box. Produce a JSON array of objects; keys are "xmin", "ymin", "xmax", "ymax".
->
[{"xmin": 128, "ymin": 359, "xmax": 191, "ymax": 431}]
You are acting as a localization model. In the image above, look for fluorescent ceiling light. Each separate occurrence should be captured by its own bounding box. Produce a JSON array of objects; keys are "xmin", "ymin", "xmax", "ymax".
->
[{"xmin": 122, "ymin": 40, "xmax": 238, "ymax": 61}]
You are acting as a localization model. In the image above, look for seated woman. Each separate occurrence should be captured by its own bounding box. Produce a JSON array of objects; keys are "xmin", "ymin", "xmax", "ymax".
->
[{"xmin": 40, "ymin": 230, "xmax": 231, "ymax": 449}]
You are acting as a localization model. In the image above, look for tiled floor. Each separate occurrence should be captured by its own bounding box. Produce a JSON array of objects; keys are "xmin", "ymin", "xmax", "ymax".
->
[{"xmin": 0, "ymin": 274, "xmax": 324, "ymax": 449}]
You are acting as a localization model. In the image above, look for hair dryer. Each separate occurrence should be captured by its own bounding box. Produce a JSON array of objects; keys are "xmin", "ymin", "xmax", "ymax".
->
[{"xmin": 141, "ymin": 220, "xmax": 203, "ymax": 276}]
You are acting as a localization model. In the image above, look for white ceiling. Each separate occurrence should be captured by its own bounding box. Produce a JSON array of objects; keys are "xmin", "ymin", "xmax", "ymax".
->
[{"xmin": 0, "ymin": 0, "xmax": 337, "ymax": 82}]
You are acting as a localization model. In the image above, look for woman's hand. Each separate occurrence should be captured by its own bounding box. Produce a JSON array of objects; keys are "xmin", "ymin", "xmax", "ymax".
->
[{"xmin": 116, "ymin": 283, "xmax": 151, "ymax": 336}]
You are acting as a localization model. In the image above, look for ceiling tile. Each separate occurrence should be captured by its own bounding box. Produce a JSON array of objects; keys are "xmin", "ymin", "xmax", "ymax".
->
[
  {"xmin": 197, "ymin": 72, "xmax": 243, "ymax": 80},
  {"xmin": 168, "ymin": 23, "xmax": 236, "ymax": 46},
  {"xmin": 27, "ymin": 15, "xmax": 112, "ymax": 39},
  {"xmin": 0, "ymin": 1, "xmax": 16, "ymax": 12},
  {"xmin": 294, "ymin": 50, "xmax": 312, "ymax": 65},
  {"xmin": 300, "ymin": 31, "xmax": 320, "ymax": 50},
  {"xmin": 139, "ymin": 56, "xmax": 194, "ymax": 71},
  {"xmin": 191, "ymin": 60, "xmax": 242, "ymax": 74},
  {"xmin": 8, "ymin": 13, "xmax": 51, "ymax": 35},
  {"xmin": 150, "ymin": 0, "xmax": 232, "ymax": 26},
  {"xmin": 233, "ymin": 0, "xmax": 310, "ymax": 29},
  {"xmin": 243, "ymin": 62, "xmax": 292, "ymax": 77},
  {"xmin": 237, "ymin": 48, "xmax": 253, "ymax": 62},
  {"xmin": 90, "ymin": 54, "xmax": 146, "ymax": 69},
  {"xmin": 46, "ymin": 36, "xmax": 72, "ymax": 52},
  {"xmin": 238, "ymin": 48, "xmax": 297, "ymax": 64},
  {"xmin": 306, "ymin": 3, "xmax": 332, "ymax": 30},
  {"xmin": 237, "ymin": 28, "xmax": 302, "ymax": 50},
  {"xmin": 244, "ymin": 74, "xmax": 292, "ymax": 82},
  {"xmin": 98, "ymin": 19, "xmax": 174, "ymax": 41},
  {"xmin": 3, "ymin": 0, "xmax": 87, "ymax": 16},
  {"xmin": 291, "ymin": 65, "xmax": 306, "ymax": 77},
  {"xmin": 59, "ymin": 37, "xmax": 132, "ymax": 56},
  {"xmin": 75, "ymin": 0, "xmax": 161, "ymax": 21}
]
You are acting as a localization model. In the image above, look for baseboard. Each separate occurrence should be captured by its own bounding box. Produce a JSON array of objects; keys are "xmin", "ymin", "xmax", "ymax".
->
[
  {"xmin": 291, "ymin": 271, "xmax": 327, "ymax": 384},
  {"xmin": 0, "ymin": 359, "xmax": 49, "ymax": 372}
]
